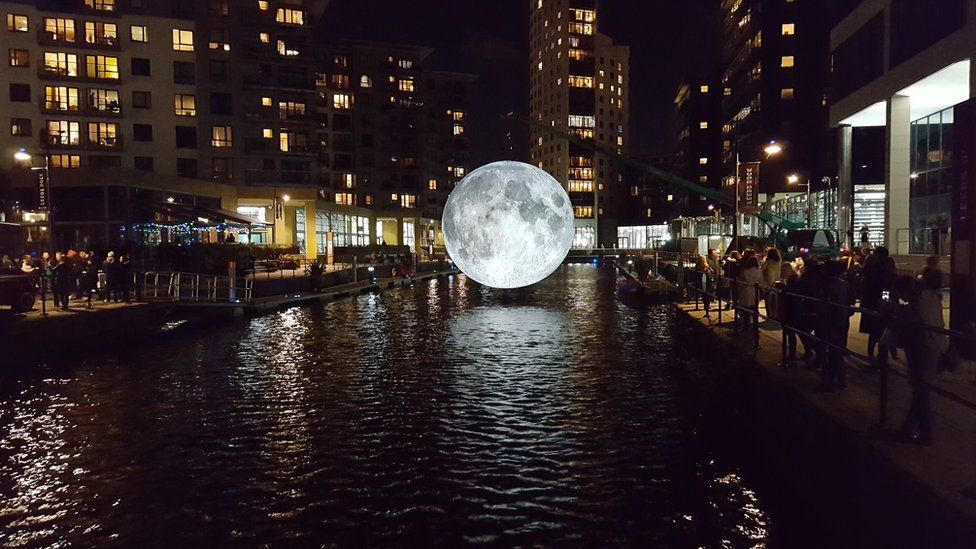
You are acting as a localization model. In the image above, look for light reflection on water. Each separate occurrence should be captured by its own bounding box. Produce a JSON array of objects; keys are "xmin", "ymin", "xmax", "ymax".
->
[{"xmin": 0, "ymin": 265, "xmax": 769, "ymax": 547}]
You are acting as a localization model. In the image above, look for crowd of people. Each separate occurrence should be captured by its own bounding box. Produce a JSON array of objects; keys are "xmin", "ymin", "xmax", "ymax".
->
[
  {"xmin": 0, "ymin": 250, "xmax": 134, "ymax": 311},
  {"xmin": 693, "ymin": 245, "xmax": 950, "ymax": 445}
]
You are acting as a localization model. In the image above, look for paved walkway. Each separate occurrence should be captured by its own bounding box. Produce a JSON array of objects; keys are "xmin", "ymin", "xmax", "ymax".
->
[
  {"xmin": 1, "ymin": 296, "xmax": 146, "ymax": 322},
  {"xmin": 679, "ymin": 301, "xmax": 976, "ymax": 523}
]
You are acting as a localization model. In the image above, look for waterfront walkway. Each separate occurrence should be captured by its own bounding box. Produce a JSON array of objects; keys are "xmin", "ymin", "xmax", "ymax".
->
[{"xmin": 677, "ymin": 302, "xmax": 976, "ymax": 524}]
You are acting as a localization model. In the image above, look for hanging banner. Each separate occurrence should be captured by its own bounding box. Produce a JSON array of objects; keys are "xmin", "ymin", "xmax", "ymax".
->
[
  {"xmin": 738, "ymin": 162, "xmax": 760, "ymax": 215},
  {"xmin": 326, "ymin": 231, "xmax": 334, "ymax": 265},
  {"xmin": 34, "ymin": 168, "xmax": 49, "ymax": 211}
]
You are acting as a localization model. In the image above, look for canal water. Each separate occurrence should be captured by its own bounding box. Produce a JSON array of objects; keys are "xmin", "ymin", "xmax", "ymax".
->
[{"xmin": 0, "ymin": 265, "xmax": 931, "ymax": 546}]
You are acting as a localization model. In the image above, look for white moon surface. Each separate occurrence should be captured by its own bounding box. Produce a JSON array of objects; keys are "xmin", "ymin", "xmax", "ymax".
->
[{"xmin": 442, "ymin": 161, "xmax": 575, "ymax": 289}]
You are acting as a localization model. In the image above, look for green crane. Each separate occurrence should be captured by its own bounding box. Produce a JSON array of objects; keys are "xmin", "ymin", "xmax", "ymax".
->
[{"xmin": 506, "ymin": 113, "xmax": 830, "ymax": 256}]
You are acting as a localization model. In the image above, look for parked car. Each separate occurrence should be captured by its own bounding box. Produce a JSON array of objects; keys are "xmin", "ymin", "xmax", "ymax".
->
[{"xmin": 0, "ymin": 270, "xmax": 37, "ymax": 312}]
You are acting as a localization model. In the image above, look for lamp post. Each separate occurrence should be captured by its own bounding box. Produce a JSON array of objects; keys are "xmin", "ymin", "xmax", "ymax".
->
[
  {"xmin": 14, "ymin": 147, "xmax": 54, "ymax": 250},
  {"xmin": 787, "ymin": 173, "xmax": 811, "ymax": 227}
]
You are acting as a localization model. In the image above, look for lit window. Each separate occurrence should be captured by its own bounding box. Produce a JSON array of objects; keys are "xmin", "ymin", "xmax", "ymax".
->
[
  {"xmin": 398, "ymin": 78, "xmax": 414, "ymax": 92},
  {"xmin": 569, "ymin": 180, "xmax": 594, "ymax": 192},
  {"xmin": 568, "ymin": 75, "xmax": 594, "ymax": 88},
  {"xmin": 6, "ymin": 14, "xmax": 28, "ymax": 31},
  {"xmin": 400, "ymin": 194, "xmax": 416, "ymax": 208},
  {"xmin": 262, "ymin": 128, "xmax": 273, "ymax": 139},
  {"xmin": 44, "ymin": 52, "xmax": 79, "ymax": 76},
  {"xmin": 781, "ymin": 23, "xmax": 795, "ymax": 35},
  {"xmin": 9, "ymin": 49, "xmax": 29, "ymax": 67},
  {"xmin": 428, "ymin": 179, "xmax": 437, "ymax": 190},
  {"xmin": 43, "ymin": 18, "xmax": 75, "ymax": 41},
  {"xmin": 699, "ymin": 121, "xmax": 708, "ymax": 129},
  {"xmin": 278, "ymin": 101, "xmax": 306, "ymax": 119},
  {"xmin": 630, "ymin": 186, "xmax": 639, "ymax": 196},
  {"xmin": 667, "ymin": 194, "xmax": 673, "ymax": 201},
  {"xmin": 390, "ymin": 193, "xmax": 399, "ymax": 201},
  {"xmin": 43, "ymin": 86, "xmax": 79, "ymax": 111},
  {"xmin": 365, "ymin": 194, "xmax": 374, "ymax": 206},
  {"xmin": 47, "ymin": 120, "xmax": 80, "ymax": 145},
  {"xmin": 360, "ymin": 75, "xmax": 372, "ymax": 88},
  {"xmin": 84, "ymin": 21, "xmax": 117, "ymax": 46},
  {"xmin": 276, "ymin": 8, "xmax": 304, "ymax": 25},
  {"xmin": 453, "ymin": 124, "xmax": 464, "ymax": 136},
  {"xmin": 571, "ymin": 8, "xmax": 595, "ymax": 22},
  {"xmin": 172, "ymin": 29, "xmax": 194, "ymax": 52},
  {"xmin": 454, "ymin": 166, "xmax": 465, "ymax": 177},
  {"xmin": 573, "ymin": 206, "xmax": 593, "ymax": 218},
  {"xmin": 568, "ymin": 115, "xmax": 596, "ymax": 128},
  {"xmin": 131, "ymin": 25, "xmax": 148, "ymax": 42},
  {"xmin": 699, "ymin": 157, "xmax": 708, "ymax": 165},
  {"xmin": 211, "ymin": 125, "xmax": 232, "ymax": 147},
  {"xmin": 333, "ymin": 93, "xmax": 352, "ymax": 109},
  {"xmin": 452, "ymin": 111, "xmax": 464, "ymax": 121},
  {"xmin": 781, "ymin": 55, "xmax": 794, "ymax": 67},
  {"xmin": 568, "ymin": 22, "xmax": 593, "ymax": 35},
  {"xmin": 335, "ymin": 193, "xmax": 355, "ymax": 206},
  {"xmin": 258, "ymin": 0, "xmax": 269, "ymax": 10},
  {"xmin": 85, "ymin": 0, "xmax": 115, "ymax": 11},
  {"xmin": 174, "ymin": 94, "xmax": 196, "ymax": 116},
  {"xmin": 341, "ymin": 173, "xmax": 355, "ymax": 188},
  {"xmin": 87, "ymin": 122, "xmax": 118, "ymax": 147},
  {"xmin": 398, "ymin": 59, "xmax": 413, "ymax": 69},
  {"xmin": 259, "ymin": 32, "xmax": 270, "ymax": 43},
  {"xmin": 699, "ymin": 176, "xmax": 708, "ymax": 183},
  {"xmin": 85, "ymin": 55, "xmax": 119, "ymax": 79},
  {"xmin": 781, "ymin": 88, "xmax": 795, "ymax": 100},
  {"xmin": 50, "ymin": 154, "xmax": 81, "ymax": 168},
  {"xmin": 261, "ymin": 96, "xmax": 273, "ymax": 107}
]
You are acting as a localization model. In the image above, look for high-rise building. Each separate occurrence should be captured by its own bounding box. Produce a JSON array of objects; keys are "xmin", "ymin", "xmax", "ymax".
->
[
  {"xmin": 313, "ymin": 41, "xmax": 473, "ymax": 254},
  {"xmin": 528, "ymin": 0, "xmax": 629, "ymax": 248},
  {"xmin": 718, "ymin": 0, "xmax": 832, "ymax": 220},
  {"xmin": 0, "ymin": 0, "xmax": 471, "ymax": 256},
  {"xmin": 674, "ymin": 80, "xmax": 723, "ymax": 215}
]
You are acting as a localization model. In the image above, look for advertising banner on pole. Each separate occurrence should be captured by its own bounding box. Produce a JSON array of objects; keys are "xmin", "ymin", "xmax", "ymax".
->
[
  {"xmin": 738, "ymin": 162, "xmax": 760, "ymax": 215},
  {"xmin": 34, "ymin": 168, "xmax": 49, "ymax": 211}
]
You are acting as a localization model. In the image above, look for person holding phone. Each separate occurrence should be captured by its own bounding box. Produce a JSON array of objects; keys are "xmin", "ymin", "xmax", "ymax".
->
[{"xmin": 859, "ymin": 246, "xmax": 896, "ymax": 361}]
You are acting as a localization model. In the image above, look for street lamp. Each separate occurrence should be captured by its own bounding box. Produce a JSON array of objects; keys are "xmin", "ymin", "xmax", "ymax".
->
[
  {"xmin": 764, "ymin": 141, "xmax": 783, "ymax": 157},
  {"xmin": 13, "ymin": 147, "xmax": 54, "ymax": 249},
  {"xmin": 787, "ymin": 173, "xmax": 812, "ymax": 227},
  {"xmin": 281, "ymin": 194, "xmax": 290, "ymax": 203}
]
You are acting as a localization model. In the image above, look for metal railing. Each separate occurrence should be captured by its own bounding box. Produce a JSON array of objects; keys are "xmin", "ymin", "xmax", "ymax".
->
[
  {"xmin": 142, "ymin": 271, "xmax": 253, "ymax": 303},
  {"xmin": 675, "ymin": 265, "xmax": 976, "ymax": 431}
]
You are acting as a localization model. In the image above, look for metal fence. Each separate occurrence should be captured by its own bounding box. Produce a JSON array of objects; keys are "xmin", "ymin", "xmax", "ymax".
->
[
  {"xmin": 675, "ymin": 265, "xmax": 976, "ymax": 430},
  {"xmin": 142, "ymin": 271, "xmax": 253, "ymax": 303}
]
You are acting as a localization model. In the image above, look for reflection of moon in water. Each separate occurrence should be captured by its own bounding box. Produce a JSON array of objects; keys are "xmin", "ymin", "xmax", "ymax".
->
[{"xmin": 442, "ymin": 161, "xmax": 575, "ymax": 289}]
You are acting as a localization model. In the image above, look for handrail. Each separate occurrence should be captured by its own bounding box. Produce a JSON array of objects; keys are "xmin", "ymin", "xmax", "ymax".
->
[{"xmin": 677, "ymin": 267, "xmax": 976, "ymax": 427}]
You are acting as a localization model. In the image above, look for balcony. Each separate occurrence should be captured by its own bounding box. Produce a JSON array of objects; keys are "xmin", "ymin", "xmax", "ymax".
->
[
  {"xmin": 38, "ymin": 65, "xmax": 121, "ymax": 84},
  {"xmin": 35, "ymin": 30, "xmax": 120, "ymax": 50},
  {"xmin": 87, "ymin": 134, "xmax": 122, "ymax": 149},
  {"xmin": 244, "ymin": 105, "xmax": 311, "ymax": 123},
  {"xmin": 39, "ymin": 95, "xmax": 122, "ymax": 117},
  {"xmin": 244, "ymin": 138, "xmax": 315, "ymax": 155},
  {"xmin": 243, "ymin": 169, "xmax": 312, "ymax": 185}
]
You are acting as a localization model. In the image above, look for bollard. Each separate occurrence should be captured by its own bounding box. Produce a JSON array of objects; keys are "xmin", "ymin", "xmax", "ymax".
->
[{"xmin": 40, "ymin": 276, "xmax": 47, "ymax": 316}]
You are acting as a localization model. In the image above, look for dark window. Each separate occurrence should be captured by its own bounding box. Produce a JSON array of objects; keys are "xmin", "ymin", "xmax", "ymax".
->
[
  {"xmin": 175, "ymin": 126, "xmax": 197, "ymax": 148},
  {"xmin": 133, "ymin": 123, "xmax": 152, "ymax": 141},
  {"xmin": 210, "ymin": 60, "xmax": 230, "ymax": 82},
  {"xmin": 262, "ymin": 159, "xmax": 275, "ymax": 170},
  {"xmin": 173, "ymin": 61, "xmax": 195, "ymax": 84},
  {"xmin": 361, "ymin": 134, "xmax": 374, "ymax": 147},
  {"xmin": 131, "ymin": 58, "xmax": 151, "ymax": 76},
  {"xmin": 209, "ymin": 0, "xmax": 230, "ymax": 16},
  {"xmin": 210, "ymin": 92, "xmax": 232, "ymax": 115},
  {"xmin": 134, "ymin": 156, "xmax": 153, "ymax": 171},
  {"xmin": 891, "ymin": 0, "xmax": 966, "ymax": 68},
  {"xmin": 212, "ymin": 158, "xmax": 233, "ymax": 181},
  {"xmin": 10, "ymin": 118, "xmax": 31, "ymax": 136},
  {"xmin": 832, "ymin": 14, "xmax": 884, "ymax": 101},
  {"xmin": 8, "ymin": 48, "xmax": 28, "ymax": 67},
  {"xmin": 89, "ymin": 155, "xmax": 122, "ymax": 168},
  {"xmin": 132, "ymin": 91, "xmax": 151, "ymax": 109},
  {"xmin": 9, "ymin": 83, "xmax": 30, "ymax": 102},
  {"xmin": 176, "ymin": 158, "xmax": 197, "ymax": 177},
  {"xmin": 129, "ymin": 0, "xmax": 148, "ymax": 8}
]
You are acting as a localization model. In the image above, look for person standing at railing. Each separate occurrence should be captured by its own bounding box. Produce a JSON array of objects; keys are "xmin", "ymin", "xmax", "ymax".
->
[
  {"xmin": 859, "ymin": 246, "xmax": 896, "ymax": 362},
  {"xmin": 894, "ymin": 272, "xmax": 946, "ymax": 445},
  {"xmin": 775, "ymin": 262, "xmax": 800, "ymax": 363},
  {"xmin": 738, "ymin": 255, "xmax": 762, "ymax": 332},
  {"xmin": 721, "ymin": 250, "xmax": 741, "ymax": 310},
  {"xmin": 51, "ymin": 253, "xmax": 73, "ymax": 312},
  {"xmin": 118, "ymin": 255, "xmax": 133, "ymax": 303},
  {"xmin": 818, "ymin": 260, "xmax": 855, "ymax": 391},
  {"xmin": 793, "ymin": 256, "xmax": 824, "ymax": 364}
]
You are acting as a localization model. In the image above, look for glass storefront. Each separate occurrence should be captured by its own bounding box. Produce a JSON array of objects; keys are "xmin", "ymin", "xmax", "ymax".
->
[
  {"xmin": 909, "ymin": 106, "xmax": 953, "ymax": 255},
  {"xmin": 296, "ymin": 208, "xmax": 371, "ymax": 253},
  {"xmin": 616, "ymin": 225, "xmax": 670, "ymax": 249},
  {"xmin": 852, "ymin": 184, "xmax": 886, "ymax": 248},
  {"xmin": 573, "ymin": 226, "xmax": 596, "ymax": 249}
]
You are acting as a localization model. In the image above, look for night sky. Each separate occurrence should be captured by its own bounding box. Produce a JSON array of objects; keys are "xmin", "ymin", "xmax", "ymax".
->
[{"xmin": 320, "ymin": 0, "xmax": 721, "ymax": 163}]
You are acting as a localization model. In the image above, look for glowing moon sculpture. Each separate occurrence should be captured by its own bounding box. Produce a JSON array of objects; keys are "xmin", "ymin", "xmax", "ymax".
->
[{"xmin": 442, "ymin": 161, "xmax": 575, "ymax": 289}]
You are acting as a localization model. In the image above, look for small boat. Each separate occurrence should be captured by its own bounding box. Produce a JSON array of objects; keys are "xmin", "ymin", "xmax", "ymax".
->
[{"xmin": 616, "ymin": 278, "xmax": 644, "ymax": 294}]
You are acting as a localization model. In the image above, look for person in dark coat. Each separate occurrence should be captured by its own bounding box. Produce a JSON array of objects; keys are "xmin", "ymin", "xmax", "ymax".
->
[
  {"xmin": 81, "ymin": 255, "xmax": 99, "ymax": 308},
  {"xmin": 118, "ymin": 255, "xmax": 132, "ymax": 302},
  {"xmin": 776, "ymin": 262, "xmax": 801, "ymax": 364},
  {"xmin": 102, "ymin": 252, "xmax": 119, "ymax": 302},
  {"xmin": 51, "ymin": 253, "xmax": 73, "ymax": 311},
  {"xmin": 793, "ymin": 256, "xmax": 825, "ymax": 364},
  {"xmin": 859, "ymin": 246, "xmax": 896, "ymax": 360},
  {"xmin": 722, "ymin": 251, "xmax": 741, "ymax": 310},
  {"xmin": 819, "ymin": 260, "xmax": 855, "ymax": 391}
]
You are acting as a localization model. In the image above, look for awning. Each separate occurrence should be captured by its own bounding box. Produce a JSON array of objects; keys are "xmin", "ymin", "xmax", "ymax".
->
[{"xmin": 145, "ymin": 202, "xmax": 268, "ymax": 227}]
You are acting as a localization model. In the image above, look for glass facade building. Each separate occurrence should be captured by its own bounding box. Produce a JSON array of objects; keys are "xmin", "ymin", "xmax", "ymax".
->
[{"xmin": 909, "ymin": 106, "xmax": 953, "ymax": 255}]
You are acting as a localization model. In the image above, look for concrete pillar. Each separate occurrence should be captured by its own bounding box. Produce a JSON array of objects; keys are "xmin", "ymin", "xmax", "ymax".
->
[
  {"xmin": 304, "ymin": 202, "xmax": 317, "ymax": 259},
  {"xmin": 273, "ymin": 211, "xmax": 289, "ymax": 247},
  {"xmin": 885, "ymin": 94, "xmax": 911, "ymax": 252},
  {"xmin": 836, "ymin": 124, "xmax": 854, "ymax": 248}
]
